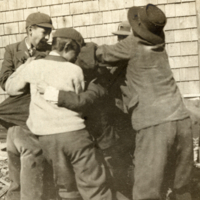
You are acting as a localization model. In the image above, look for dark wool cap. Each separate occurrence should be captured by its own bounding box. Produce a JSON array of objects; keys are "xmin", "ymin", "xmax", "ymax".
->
[
  {"xmin": 53, "ymin": 28, "xmax": 84, "ymax": 47},
  {"xmin": 26, "ymin": 12, "xmax": 54, "ymax": 29}
]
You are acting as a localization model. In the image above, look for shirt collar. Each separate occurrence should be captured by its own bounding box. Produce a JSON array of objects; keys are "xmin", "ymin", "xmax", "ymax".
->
[
  {"xmin": 45, "ymin": 53, "xmax": 68, "ymax": 62},
  {"xmin": 25, "ymin": 37, "xmax": 31, "ymax": 50},
  {"xmin": 49, "ymin": 51, "xmax": 60, "ymax": 56}
]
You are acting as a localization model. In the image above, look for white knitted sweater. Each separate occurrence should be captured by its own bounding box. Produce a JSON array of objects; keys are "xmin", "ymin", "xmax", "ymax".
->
[{"xmin": 7, "ymin": 54, "xmax": 85, "ymax": 135}]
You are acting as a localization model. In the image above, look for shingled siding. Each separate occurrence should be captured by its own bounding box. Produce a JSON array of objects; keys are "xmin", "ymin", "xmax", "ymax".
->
[{"xmin": 0, "ymin": 0, "xmax": 198, "ymax": 103}]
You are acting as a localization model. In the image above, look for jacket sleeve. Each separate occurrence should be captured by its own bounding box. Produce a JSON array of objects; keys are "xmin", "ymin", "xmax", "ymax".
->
[
  {"xmin": 96, "ymin": 35, "xmax": 132, "ymax": 65},
  {"xmin": 0, "ymin": 46, "xmax": 15, "ymax": 90},
  {"xmin": 5, "ymin": 63, "xmax": 30, "ymax": 96},
  {"xmin": 5, "ymin": 59, "xmax": 38, "ymax": 96},
  {"xmin": 58, "ymin": 82, "xmax": 108, "ymax": 112}
]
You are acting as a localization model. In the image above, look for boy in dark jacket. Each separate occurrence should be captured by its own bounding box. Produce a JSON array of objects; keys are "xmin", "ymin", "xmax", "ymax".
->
[
  {"xmin": 0, "ymin": 12, "xmax": 53, "ymax": 200},
  {"xmin": 96, "ymin": 4, "xmax": 193, "ymax": 200}
]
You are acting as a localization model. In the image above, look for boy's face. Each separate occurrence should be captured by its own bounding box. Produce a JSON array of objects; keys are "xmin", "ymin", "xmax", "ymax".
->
[
  {"xmin": 63, "ymin": 49, "xmax": 79, "ymax": 63},
  {"xmin": 62, "ymin": 41, "xmax": 80, "ymax": 63},
  {"xmin": 29, "ymin": 26, "xmax": 51, "ymax": 48}
]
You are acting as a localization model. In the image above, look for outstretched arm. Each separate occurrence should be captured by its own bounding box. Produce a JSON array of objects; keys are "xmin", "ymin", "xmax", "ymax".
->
[
  {"xmin": 40, "ymin": 81, "xmax": 107, "ymax": 112},
  {"xmin": 96, "ymin": 35, "xmax": 132, "ymax": 65},
  {"xmin": 58, "ymin": 82, "xmax": 107, "ymax": 112}
]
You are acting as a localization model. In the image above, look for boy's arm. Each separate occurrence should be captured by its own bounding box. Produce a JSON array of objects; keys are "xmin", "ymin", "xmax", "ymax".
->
[
  {"xmin": 58, "ymin": 82, "xmax": 107, "ymax": 111},
  {"xmin": 5, "ymin": 58, "xmax": 37, "ymax": 96},
  {"xmin": 96, "ymin": 35, "xmax": 132, "ymax": 65},
  {"xmin": 42, "ymin": 82, "xmax": 107, "ymax": 111},
  {"xmin": 0, "ymin": 46, "xmax": 16, "ymax": 91}
]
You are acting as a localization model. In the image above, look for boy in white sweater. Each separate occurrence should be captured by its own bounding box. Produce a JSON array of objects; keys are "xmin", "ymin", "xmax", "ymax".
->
[{"xmin": 5, "ymin": 28, "xmax": 113, "ymax": 200}]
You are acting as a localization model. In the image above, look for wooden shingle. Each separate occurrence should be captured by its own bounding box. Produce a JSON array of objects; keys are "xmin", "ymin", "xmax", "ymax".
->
[
  {"xmin": 108, "ymin": 0, "xmax": 124, "ymax": 10},
  {"xmin": 94, "ymin": 24, "xmax": 107, "ymax": 37},
  {"xmin": 165, "ymin": 4, "xmax": 176, "ymax": 17},
  {"xmin": 51, "ymin": 0, "xmax": 63, "ymax": 5},
  {"xmin": 124, "ymin": 0, "xmax": 133, "ymax": 8},
  {"xmin": 38, "ymin": 6, "xmax": 51, "ymax": 15},
  {"xmin": 18, "ymin": 22, "xmax": 26, "ymax": 33},
  {"xmin": 157, "ymin": 0, "xmax": 167, "ymax": 4},
  {"xmin": 89, "ymin": 13, "xmax": 103, "ymax": 25},
  {"xmin": 79, "ymin": 27, "xmax": 87, "ymax": 38},
  {"xmin": 0, "ymin": 37, "xmax": 3, "ymax": 48},
  {"xmin": 5, "ymin": 11, "xmax": 14, "ymax": 23},
  {"xmin": 4, "ymin": 23, "xmax": 19, "ymax": 35},
  {"xmin": 134, "ymin": 0, "xmax": 150, "ymax": 6},
  {"xmin": 174, "ymin": 29, "xmax": 191, "ymax": 42},
  {"xmin": 50, "ymin": 5, "xmax": 63, "ymax": 17},
  {"xmin": 9, "ymin": 0, "xmax": 17, "ymax": 10},
  {"xmin": 73, "ymin": 15, "xmax": 83, "ymax": 26},
  {"xmin": 180, "ymin": 81, "xmax": 199, "ymax": 94},
  {"xmin": 83, "ymin": 1, "xmax": 99, "ymax": 13},
  {"xmin": 42, "ymin": 0, "xmax": 52, "ymax": 6},
  {"xmin": 62, "ymin": 4, "xmax": 70, "ymax": 15},
  {"xmin": 70, "ymin": 2, "xmax": 83, "ymax": 15},
  {"xmin": 57, "ymin": 16, "xmax": 72, "ymax": 28},
  {"xmin": 27, "ymin": 0, "xmax": 42, "ymax": 8},
  {"xmin": 180, "ymin": 41, "xmax": 198, "ymax": 56},
  {"xmin": 0, "ymin": 25, "xmax": 4, "ymax": 36},
  {"xmin": 103, "ymin": 11, "xmax": 112, "ymax": 23},
  {"xmin": 86, "ymin": 26, "xmax": 95, "ymax": 38},
  {"xmin": 111, "ymin": 10, "xmax": 120, "ymax": 23},
  {"xmin": 180, "ymin": 67, "xmax": 199, "ymax": 81},
  {"xmin": 82, "ymin": 14, "xmax": 90, "ymax": 26},
  {"xmin": 99, "ymin": 0, "xmax": 109, "ymax": 11},
  {"xmin": 165, "ymin": 30, "xmax": 175, "ymax": 43},
  {"xmin": 167, "ymin": 43, "xmax": 181, "ymax": 56},
  {"xmin": 13, "ymin": 10, "xmax": 24, "ymax": 22}
]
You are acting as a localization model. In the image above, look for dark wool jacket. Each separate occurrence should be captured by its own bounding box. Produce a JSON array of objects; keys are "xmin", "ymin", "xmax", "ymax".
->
[
  {"xmin": 96, "ymin": 35, "xmax": 189, "ymax": 131},
  {"xmin": 0, "ymin": 39, "xmax": 48, "ymax": 128},
  {"xmin": 58, "ymin": 76, "xmax": 133, "ymax": 150}
]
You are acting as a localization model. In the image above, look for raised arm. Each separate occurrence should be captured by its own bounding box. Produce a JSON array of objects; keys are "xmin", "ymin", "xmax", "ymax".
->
[{"xmin": 96, "ymin": 35, "xmax": 132, "ymax": 65}]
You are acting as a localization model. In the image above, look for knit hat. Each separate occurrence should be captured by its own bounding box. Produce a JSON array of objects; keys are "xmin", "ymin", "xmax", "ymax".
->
[
  {"xmin": 26, "ymin": 12, "xmax": 54, "ymax": 29},
  {"xmin": 53, "ymin": 28, "xmax": 84, "ymax": 47},
  {"xmin": 112, "ymin": 21, "xmax": 132, "ymax": 36},
  {"xmin": 128, "ymin": 4, "xmax": 167, "ymax": 44}
]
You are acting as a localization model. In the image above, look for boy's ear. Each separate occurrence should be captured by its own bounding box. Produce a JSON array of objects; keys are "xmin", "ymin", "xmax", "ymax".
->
[
  {"xmin": 63, "ymin": 41, "xmax": 71, "ymax": 52},
  {"xmin": 28, "ymin": 26, "xmax": 33, "ymax": 36}
]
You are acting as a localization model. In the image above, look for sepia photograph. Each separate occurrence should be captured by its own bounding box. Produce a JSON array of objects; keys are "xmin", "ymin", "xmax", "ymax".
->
[{"xmin": 0, "ymin": 0, "xmax": 200, "ymax": 200}]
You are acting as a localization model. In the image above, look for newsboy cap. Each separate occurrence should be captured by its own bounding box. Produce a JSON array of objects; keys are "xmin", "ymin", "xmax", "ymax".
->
[
  {"xmin": 128, "ymin": 4, "xmax": 167, "ymax": 44},
  {"xmin": 26, "ymin": 12, "xmax": 54, "ymax": 29},
  {"xmin": 53, "ymin": 28, "xmax": 84, "ymax": 47}
]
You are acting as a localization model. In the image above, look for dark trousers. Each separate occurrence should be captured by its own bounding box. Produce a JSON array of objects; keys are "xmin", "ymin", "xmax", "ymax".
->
[
  {"xmin": 39, "ymin": 129, "xmax": 113, "ymax": 200},
  {"xmin": 6, "ymin": 126, "xmax": 52, "ymax": 200},
  {"xmin": 102, "ymin": 129, "xmax": 135, "ymax": 199},
  {"xmin": 132, "ymin": 118, "xmax": 193, "ymax": 200}
]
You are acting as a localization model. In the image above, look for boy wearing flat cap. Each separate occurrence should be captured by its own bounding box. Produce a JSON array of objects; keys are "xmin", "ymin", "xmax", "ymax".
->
[
  {"xmin": 7, "ymin": 28, "xmax": 113, "ymax": 200},
  {"xmin": 96, "ymin": 4, "xmax": 193, "ymax": 200},
  {"xmin": 0, "ymin": 12, "xmax": 53, "ymax": 200}
]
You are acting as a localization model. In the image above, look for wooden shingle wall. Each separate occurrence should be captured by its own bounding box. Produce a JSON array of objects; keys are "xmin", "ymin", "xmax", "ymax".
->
[{"xmin": 0, "ymin": 0, "xmax": 199, "ymax": 103}]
